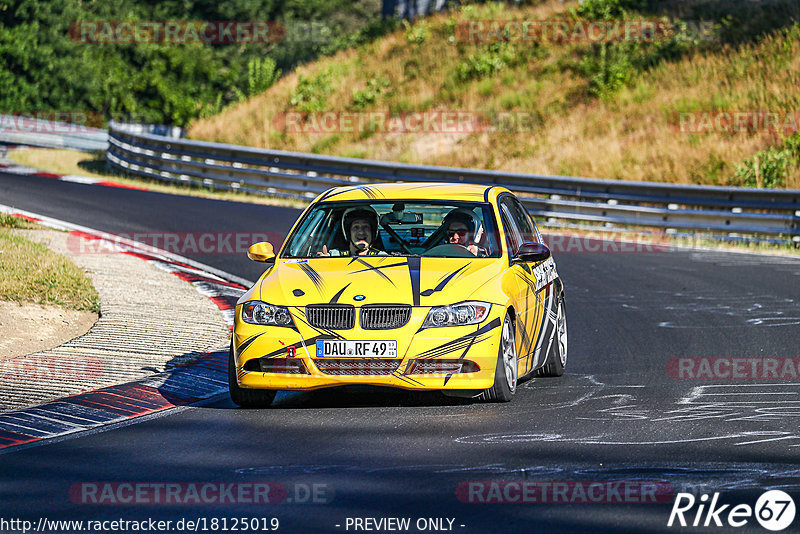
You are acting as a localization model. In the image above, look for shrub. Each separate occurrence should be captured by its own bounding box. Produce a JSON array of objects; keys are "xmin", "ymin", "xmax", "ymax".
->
[
  {"xmin": 351, "ymin": 77, "xmax": 391, "ymax": 109},
  {"xmin": 734, "ymin": 148, "xmax": 790, "ymax": 188},
  {"xmin": 404, "ymin": 20, "xmax": 429, "ymax": 45},
  {"xmin": 578, "ymin": 16, "xmax": 708, "ymax": 99},
  {"xmin": 456, "ymin": 43, "xmax": 520, "ymax": 82},
  {"xmin": 573, "ymin": 0, "xmax": 646, "ymax": 20},
  {"xmin": 785, "ymin": 132, "xmax": 800, "ymax": 160},
  {"xmin": 247, "ymin": 57, "xmax": 281, "ymax": 98},
  {"xmin": 733, "ymin": 133, "xmax": 800, "ymax": 188},
  {"xmin": 579, "ymin": 42, "xmax": 635, "ymax": 98},
  {"xmin": 290, "ymin": 72, "xmax": 333, "ymax": 112}
]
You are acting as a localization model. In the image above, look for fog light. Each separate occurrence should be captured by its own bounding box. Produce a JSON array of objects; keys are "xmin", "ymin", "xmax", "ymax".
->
[
  {"xmin": 408, "ymin": 359, "xmax": 480, "ymax": 375},
  {"xmin": 242, "ymin": 358, "xmax": 308, "ymax": 374}
]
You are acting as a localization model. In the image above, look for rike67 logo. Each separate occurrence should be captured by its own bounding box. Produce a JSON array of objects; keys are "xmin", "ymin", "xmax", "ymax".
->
[{"xmin": 668, "ymin": 490, "xmax": 796, "ymax": 531}]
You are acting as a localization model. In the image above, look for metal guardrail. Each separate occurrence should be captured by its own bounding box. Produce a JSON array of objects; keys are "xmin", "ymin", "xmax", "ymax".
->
[
  {"xmin": 106, "ymin": 122, "xmax": 800, "ymax": 238},
  {"xmin": 0, "ymin": 115, "xmax": 185, "ymax": 152},
  {"xmin": 0, "ymin": 114, "xmax": 108, "ymax": 151}
]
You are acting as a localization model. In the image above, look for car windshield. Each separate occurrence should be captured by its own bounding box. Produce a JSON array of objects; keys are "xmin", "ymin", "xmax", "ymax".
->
[{"xmin": 283, "ymin": 200, "xmax": 502, "ymax": 259}]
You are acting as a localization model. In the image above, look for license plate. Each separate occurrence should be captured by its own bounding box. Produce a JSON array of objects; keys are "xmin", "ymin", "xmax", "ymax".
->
[{"xmin": 315, "ymin": 340, "xmax": 397, "ymax": 358}]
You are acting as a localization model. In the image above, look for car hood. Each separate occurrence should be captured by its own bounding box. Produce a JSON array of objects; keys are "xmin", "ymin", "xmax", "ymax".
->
[{"xmin": 254, "ymin": 256, "xmax": 504, "ymax": 307}]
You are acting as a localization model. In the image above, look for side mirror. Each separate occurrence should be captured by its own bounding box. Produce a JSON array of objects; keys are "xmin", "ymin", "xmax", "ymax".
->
[
  {"xmin": 247, "ymin": 242, "xmax": 275, "ymax": 263},
  {"xmin": 513, "ymin": 242, "xmax": 551, "ymax": 263}
]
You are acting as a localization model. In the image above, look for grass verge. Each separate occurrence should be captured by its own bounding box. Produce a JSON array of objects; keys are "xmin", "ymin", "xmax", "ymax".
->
[{"xmin": 0, "ymin": 215, "xmax": 101, "ymax": 312}]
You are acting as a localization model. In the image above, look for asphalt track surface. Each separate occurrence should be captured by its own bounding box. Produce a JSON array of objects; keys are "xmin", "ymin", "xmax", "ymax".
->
[{"xmin": 2, "ymin": 171, "xmax": 800, "ymax": 533}]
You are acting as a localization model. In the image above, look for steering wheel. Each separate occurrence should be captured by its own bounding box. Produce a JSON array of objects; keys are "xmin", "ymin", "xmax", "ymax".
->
[{"xmin": 424, "ymin": 243, "xmax": 476, "ymax": 258}]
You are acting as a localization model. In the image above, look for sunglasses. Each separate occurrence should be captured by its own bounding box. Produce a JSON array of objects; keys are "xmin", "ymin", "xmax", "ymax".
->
[{"xmin": 447, "ymin": 228, "xmax": 469, "ymax": 237}]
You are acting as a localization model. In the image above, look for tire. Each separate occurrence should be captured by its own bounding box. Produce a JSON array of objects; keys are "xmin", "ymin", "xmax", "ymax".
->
[
  {"xmin": 535, "ymin": 295, "xmax": 567, "ymax": 377},
  {"xmin": 480, "ymin": 313, "xmax": 517, "ymax": 403},
  {"xmin": 228, "ymin": 342, "xmax": 277, "ymax": 408}
]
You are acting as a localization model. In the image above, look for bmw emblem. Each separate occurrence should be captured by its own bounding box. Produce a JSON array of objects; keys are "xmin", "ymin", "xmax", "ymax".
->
[{"xmin": 354, "ymin": 295, "xmax": 366, "ymax": 302}]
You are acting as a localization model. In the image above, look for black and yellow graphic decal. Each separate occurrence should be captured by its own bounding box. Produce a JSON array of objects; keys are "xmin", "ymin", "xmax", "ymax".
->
[
  {"xmin": 236, "ymin": 332, "xmax": 265, "ymax": 358},
  {"xmin": 348, "ymin": 256, "xmax": 409, "ymax": 286},
  {"xmin": 413, "ymin": 317, "xmax": 501, "ymax": 360},
  {"xmin": 421, "ymin": 264, "xmax": 468, "ymax": 297},
  {"xmin": 318, "ymin": 184, "xmax": 384, "ymax": 201},
  {"xmin": 298, "ymin": 262, "xmax": 325, "ymax": 293},
  {"xmin": 407, "ymin": 256, "xmax": 421, "ymax": 306},
  {"xmin": 328, "ymin": 283, "xmax": 351, "ymax": 304}
]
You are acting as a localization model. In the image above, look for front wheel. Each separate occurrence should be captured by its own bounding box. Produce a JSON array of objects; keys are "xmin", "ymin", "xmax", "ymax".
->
[
  {"xmin": 535, "ymin": 295, "xmax": 567, "ymax": 377},
  {"xmin": 480, "ymin": 313, "xmax": 517, "ymax": 402},
  {"xmin": 228, "ymin": 342, "xmax": 276, "ymax": 408}
]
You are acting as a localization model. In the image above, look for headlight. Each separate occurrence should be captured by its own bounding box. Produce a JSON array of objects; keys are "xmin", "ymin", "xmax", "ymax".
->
[
  {"xmin": 422, "ymin": 301, "xmax": 491, "ymax": 328},
  {"xmin": 241, "ymin": 301, "xmax": 293, "ymax": 326}
]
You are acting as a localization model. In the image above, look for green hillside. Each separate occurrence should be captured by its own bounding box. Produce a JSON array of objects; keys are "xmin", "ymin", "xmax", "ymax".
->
[{"xmin": 189, "ymin": 0, "xmax": 800, "ymax": 188}]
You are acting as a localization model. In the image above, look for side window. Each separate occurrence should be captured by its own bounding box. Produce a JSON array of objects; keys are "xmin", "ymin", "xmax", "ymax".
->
[
  {"xmin": 504, "ymin": 196, "xmax": 539, "ymax": 244},
  {"xmin": 500, "ymin": 203, "xmax": 523, "ymax": 256},
  {"xmin": 514, "ymin": 197, "xmax": 542, "ymax": 243}
]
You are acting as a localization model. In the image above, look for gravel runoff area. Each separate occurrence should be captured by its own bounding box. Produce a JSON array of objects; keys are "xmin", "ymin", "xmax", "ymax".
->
[
  {"xmin": 0, "ymin": 228, "xmax": 231, "ymax": 412},
  {"xmin": 0, "ymin": 301, "xmax": 97, "ymax": 360}
]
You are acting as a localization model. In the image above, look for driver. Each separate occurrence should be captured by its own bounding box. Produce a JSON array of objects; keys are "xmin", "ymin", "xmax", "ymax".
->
[
  {"xmin": 318, "ymin": 207, "xmax": 384, "ymax": 256},
  {"xmin": 442, "ymin": 209, "xmax": 485, "ymax": 256}
]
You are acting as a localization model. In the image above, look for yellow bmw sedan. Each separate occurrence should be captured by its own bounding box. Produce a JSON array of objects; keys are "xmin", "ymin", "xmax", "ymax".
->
[{"xmin": 229, "ymin": 183, "xmax": 567, "ymax": 407}]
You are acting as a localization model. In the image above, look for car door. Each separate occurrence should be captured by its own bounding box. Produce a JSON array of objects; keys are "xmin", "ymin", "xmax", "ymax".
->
[
  {"xmin": 499, "ymin": 195, "xmax": 553, "ymax": 376},
  {"xmin": 499, "ymin": 197, "xmax": 537, "ymax": 377}
]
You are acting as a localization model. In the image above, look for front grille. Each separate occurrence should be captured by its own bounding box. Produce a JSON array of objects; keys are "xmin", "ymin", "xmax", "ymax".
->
[
  {"xmin": 360, "ymin": 305, "xmax": 411, "ymax": 330},
  {"xmin": 306, "ymin": 305, "xmax": 355, "ymax": 330},
  {"xmin": 314, "ymin": 358, "xmax": 401, "ymax": 375}
]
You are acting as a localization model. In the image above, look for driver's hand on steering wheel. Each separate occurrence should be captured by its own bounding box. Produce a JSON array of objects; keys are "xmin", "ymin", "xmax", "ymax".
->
[
  {"xmin": 316, "ymin": 245, "xmax": 330, "ymax": 256},
  {"xmin": 447, "ymin": 226, "xmax": 480, "ymax": 256}
]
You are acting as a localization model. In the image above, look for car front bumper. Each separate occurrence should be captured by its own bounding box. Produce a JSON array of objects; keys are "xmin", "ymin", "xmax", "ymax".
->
[{"xmin": 232, "ymin": 305, "xmax": 503, "ymax": 391}]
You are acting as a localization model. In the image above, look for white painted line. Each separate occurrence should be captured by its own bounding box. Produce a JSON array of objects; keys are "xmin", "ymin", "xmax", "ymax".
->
[
  {"xmin": 735, "ymin": 435, "xmax": 798, "ymax": 446},
  {"xmin": 59, "ymin": 175, "xmax": 100, "ymax": 185},
  {"xmin": 700, "ymin": 392, "xmax": 800, "ymax": 396}
]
